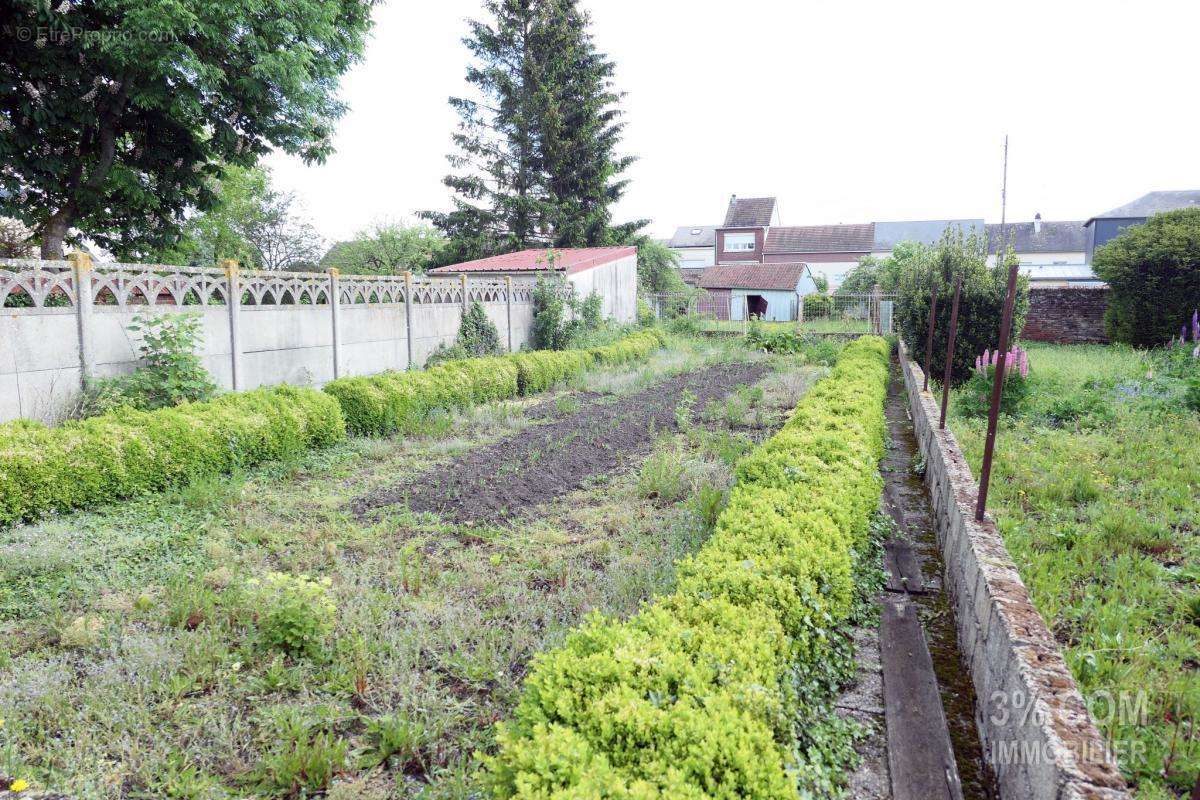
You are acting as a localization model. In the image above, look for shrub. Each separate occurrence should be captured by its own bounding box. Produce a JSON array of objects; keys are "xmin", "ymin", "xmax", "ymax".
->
[
  {"xmin": 247, "ymin": 572, "xmax": 337, "ymax": 658},
  {"xmin": 82, "ymin": 312, "xmax": 218, "ymax": 414},
  {"xmin": 896, "ymin": 229, "xmax": 1029, "ymax": 386},
  {"xmin": 325, "ymin": 330, "xmax": 665, "ymax": 435},
  {"xmin": 457, "ymin": 300, "xmax": 503, "ymax": 357},
  {"xmin": 0, "ymin": 385, "xmax": 344, "ymax": 527},
  {"xmin": 1093, "ymin": 209, "xmax": 1200, "ymax": 346},
  {"xmin": 532, "ymin": 277, "xmax": 571, "ymax": 350},
  {"xmin": 486, "ymin": 337, "xmax": 890, "ymax": 797}
]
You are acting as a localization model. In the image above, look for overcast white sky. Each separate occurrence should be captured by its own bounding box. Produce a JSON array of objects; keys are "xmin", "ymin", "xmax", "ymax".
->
[{"xmin": 266, "ymin": 0, "xmax": 1200, "ymax": 245}]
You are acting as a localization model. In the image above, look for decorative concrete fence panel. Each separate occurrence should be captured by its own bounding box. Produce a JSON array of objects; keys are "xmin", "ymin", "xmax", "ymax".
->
[{"xmin": 0, "ymin": 257, "xmax": 544, "ymax": 423}]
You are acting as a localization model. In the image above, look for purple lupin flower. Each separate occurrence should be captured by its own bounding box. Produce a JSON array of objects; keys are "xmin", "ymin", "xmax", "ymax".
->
[{"xmin": 1191, "ymin": 309, "xmax": 1199, "ymax": 342}]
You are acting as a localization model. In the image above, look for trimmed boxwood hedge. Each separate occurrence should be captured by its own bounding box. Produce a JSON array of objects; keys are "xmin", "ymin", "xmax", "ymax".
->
[
  {"xmin": 0, "ymin": 386, "xmax": 345, "ymax": 528},
  {"xmin": 325, "ymin": 329, "xmax": 667, "ymax": 436},
  {"xmin": 486, "ymin": 336, "xmax": 891, "ymax": 798}
]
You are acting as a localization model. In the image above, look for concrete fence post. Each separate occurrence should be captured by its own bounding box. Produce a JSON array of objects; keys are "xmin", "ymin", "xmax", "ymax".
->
[
  {"xmin": 328, "ymin": 268, "xmax": 342, "ymax": 379},
  {"xmin": 222, "ymin": 259, "xmax": 243, "ymax": 391},
  {"xmin": 67, "ymin": 251, "xmax": 94, "ymax": 388},
  {"xmin": 404, "ymin": 270, "xmax": 414, "ymax": 370},
  {"xmin": 505, "ymin": 276, "xmax": 513, "ymax": 352}
]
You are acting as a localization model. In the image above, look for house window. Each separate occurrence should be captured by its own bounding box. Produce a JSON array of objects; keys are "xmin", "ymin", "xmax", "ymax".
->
[{"xmin": 723, "ymin": 232, "xmax": 755, "ymax": 252}]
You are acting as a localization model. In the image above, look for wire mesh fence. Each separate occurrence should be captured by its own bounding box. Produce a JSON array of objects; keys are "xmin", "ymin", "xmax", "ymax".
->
[{"xmin": 643, "ymin": 289, "xmax": 896, "ymax": 335}]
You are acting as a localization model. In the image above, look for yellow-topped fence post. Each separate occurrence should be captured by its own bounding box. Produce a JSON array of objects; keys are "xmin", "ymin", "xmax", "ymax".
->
[
  {"xmin": 67, "ymin": 251, "xmax": 94, "ymax": 388},
  {"xmin": 222, "ymin": 259, "xmax": 243, "ymax": 390}
]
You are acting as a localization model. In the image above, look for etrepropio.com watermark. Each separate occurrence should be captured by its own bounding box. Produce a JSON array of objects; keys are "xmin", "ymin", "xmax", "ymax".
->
[{"xmin": 4, "ymin": 25, "xmax": 177, "ymax": 45}]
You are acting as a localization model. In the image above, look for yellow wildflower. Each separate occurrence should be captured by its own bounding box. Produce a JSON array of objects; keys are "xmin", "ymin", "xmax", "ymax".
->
[{"xmin": 10, "ymin": 778, "xmax": 29, "ymax": 792}]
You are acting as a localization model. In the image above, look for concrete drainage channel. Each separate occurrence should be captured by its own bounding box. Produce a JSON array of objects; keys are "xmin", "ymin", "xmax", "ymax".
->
[
  {"xmin": 877, "ymin": 361, "xmax": 993, "ymax": 800},
  {"xmin": 888, "ymin": 342, "xmax": 1132, "ymax": 800}
]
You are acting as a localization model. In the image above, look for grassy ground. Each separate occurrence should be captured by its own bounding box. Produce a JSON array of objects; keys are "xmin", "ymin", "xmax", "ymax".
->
[
  {"xmin": 948, "ymin": 342, "xmax": 1200, "ymax": 798},
  {"xmin": 0, "ymin": 336, "xmax": 820, "ymax": 799},
  {"xmin": 696, "ymin": 318, "xmax": 876, "ymax": 335}
]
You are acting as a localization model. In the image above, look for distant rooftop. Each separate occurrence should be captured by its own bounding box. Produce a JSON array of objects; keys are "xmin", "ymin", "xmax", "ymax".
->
[
  {"xmin": 668, "ymin": 225, "xmax": 716, "ymax": 248},
  {"xmin": 873, "ymin": 219, "xmax": 985, "ymax": 251},
  {"xmin": 765, "ymin": 223, "xmax": 875, "ymax": 254},
  {"xmin": 429, "ymin": 246, "xmax": 635, "ymax": 276},
  {"xmin": 723, "ymin": 196, "xmax": 777, "ymax": 228},
  {"xmin": 986, "ymin": 220, "xmax": 1087, "ymax": 254},
  {"xmin": 1088, "ymin": 190, "xmax": 1200, "ymax": 223},
  {"xmin": 698, "ymin": 262, "xmax": 810, "ymax": 291}
]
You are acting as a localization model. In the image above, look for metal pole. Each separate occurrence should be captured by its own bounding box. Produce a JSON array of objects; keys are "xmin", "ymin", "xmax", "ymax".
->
[
  {"xmin": 922, "ymin": 283, "xmax": 939, "ymax": 391},
  {"xmin": 939, "ymin": 275, "xmax": 963, "ymax": 429},
  {"xmin": 975, "ymin": 263, "xmax": 1020, "ymax": 521}
]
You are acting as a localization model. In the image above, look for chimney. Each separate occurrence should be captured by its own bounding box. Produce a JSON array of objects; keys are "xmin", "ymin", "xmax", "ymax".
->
[{"xmin": 1033, "ymin": 213, "xmax": 1042, "ymax": 235}]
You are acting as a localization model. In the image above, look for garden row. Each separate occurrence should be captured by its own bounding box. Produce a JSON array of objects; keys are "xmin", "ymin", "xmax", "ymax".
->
[
  {"xmin": 487, "ymin": 336, "xmax": 890, "ymax": 797},
  {"xmin": 0, "ymin": 329, "xmax": 666, "ymax": 527}
]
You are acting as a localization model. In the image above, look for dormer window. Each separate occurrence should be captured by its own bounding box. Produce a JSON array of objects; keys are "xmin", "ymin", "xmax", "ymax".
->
[{"xmin": 723, "ymin": 232, "xmax": 756, "ymax": 252}]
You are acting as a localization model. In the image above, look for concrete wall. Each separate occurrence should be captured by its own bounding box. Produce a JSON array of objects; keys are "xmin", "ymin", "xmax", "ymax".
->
[
  {"xmin": 0, "ymin": 262, "xmax": 542, "ymax": 424},
  {"xmin": 898, "ymin": 342, "xmax": 1129, "ymax": 800},
  {"xmin": 672, "ymin": 246, "xmax": 714, "ymax": 269},
  {"xmin": 567, "ymin": 254, "xmax": 638, "ymax": 323},
  {"xmin": 1023, "ymin": 286, "xmax": 1110, "ymax": 344}
]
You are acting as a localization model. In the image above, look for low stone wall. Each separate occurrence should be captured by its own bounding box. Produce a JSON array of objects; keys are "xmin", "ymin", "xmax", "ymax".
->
[
  {"xmin": 897, "ymin": 341, "xmax": 1129, "ymax": 800},
  {"xmin": 1023, "ymin": 287, "xmax": 1109, "ymax": 344}
]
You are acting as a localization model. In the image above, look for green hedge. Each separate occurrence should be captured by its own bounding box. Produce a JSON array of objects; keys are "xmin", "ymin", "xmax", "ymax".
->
[
  {"xmin": 0, "ymin": 386, "xmax": 345, "ymax": 528},
  {"xmin": 486, "ymin": 336, "xmax": 890, "ymax": 798},
  {"xmin": 326, "ymin": 330, "xmax": 667, "ymax": 436}
]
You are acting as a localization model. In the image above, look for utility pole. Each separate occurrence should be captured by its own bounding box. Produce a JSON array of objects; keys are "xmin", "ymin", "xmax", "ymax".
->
[{"xmin": 1000, "ymin": 135, "xmax": 1009, "ymax": 238}]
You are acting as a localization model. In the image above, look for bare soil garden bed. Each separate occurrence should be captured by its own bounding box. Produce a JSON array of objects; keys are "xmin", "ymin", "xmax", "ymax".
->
[{"xmin": 355, "ymin": 361, "xmax": 768, "ymax": 525}]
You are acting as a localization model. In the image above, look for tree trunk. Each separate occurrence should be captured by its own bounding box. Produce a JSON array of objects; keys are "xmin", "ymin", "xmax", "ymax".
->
[{"xmin": 40, "ymin": 210, "xmax": 72, "ymax": 260}]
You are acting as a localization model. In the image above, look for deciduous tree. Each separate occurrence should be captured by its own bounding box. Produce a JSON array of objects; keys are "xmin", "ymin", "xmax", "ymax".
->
[{"xmin": 0, "ymin": 0, "xmax": 373, "ymax": 259}]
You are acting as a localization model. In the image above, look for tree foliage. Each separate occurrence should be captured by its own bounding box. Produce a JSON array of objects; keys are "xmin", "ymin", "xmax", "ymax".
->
[
  {"xmin": 895, "ymin": 231, "xmax": 1029, "ymax": 386},
  {"xmin": 838, "ymin": 248, "xmax": 907, "ymax": 295},
  {"xmin": 322, "ymin": 220, "xmax": 447, "ymax": 275},
  {"xmin": 0, "ymin": 216, "xmax": 34, "ymax": 258},
  {"xmin": 153, "ymin": 166, "xmax": 322, "ymax": 271},
  {"xmin": 1092, "ymin": 208, "xmax": 1200, "ymax": 347},
  {"xmin": 424, "ymin": 0, "xmax": 644, "ymax": 262},
  {"xmin": 635, "ymin": 238, "xmax": 686, "ymax": 294},
  {"xmin": 0, "ymin": 0, "xmax": 373, "ymax": 259}
]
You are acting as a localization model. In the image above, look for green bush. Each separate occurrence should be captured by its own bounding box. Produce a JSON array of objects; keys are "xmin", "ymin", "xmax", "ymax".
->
[
  {"xmin": 1092, "ymin": 208, "xmax": 1200, "ymax": 346},
  {"xmin": 955, "ymin": 367, "xmax": 1032, "ymax": 418},
  {"xmin": 246, "ymin": 572, "xmax": 337, "ymax": 658},
  {"xmin": 0, "ymin": 385, "xmax": 345, "ymax": 527},
  {"xmin": 486, "ymin": 337, "xmax": 890, "ymax": 797},
  {"xmin": 895, "ymin": 230, "xmax": 1028, "ymax": 386},
  {"xmin": 325, "ymin": 330, "xmax": 665, "ymax": 435},
  {"xmin": 81, "ymin": 311, "xmax": 218, "ymax": 414}
]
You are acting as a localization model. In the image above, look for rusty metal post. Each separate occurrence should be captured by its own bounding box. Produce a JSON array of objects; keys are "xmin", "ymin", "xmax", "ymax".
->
[
  {"xmin": 922, "ymin": 283, "xmax": 939, "ymax": 391},
  {"xmin": 939, "ymin": 275, "xmax": 963, "ymax": 429},
  {"xmin": 975, "ymin": 263, "xmax": 1020, "ymax": 521}
]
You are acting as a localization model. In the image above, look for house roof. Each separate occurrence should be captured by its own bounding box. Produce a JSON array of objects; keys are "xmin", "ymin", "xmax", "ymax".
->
[
  {"xmin": 429, "ymin": 246, "xmax": 636, "ymax": 276},
  {"xmin": 764, "ymin": 223, "xmax": 875, "ymax": 254},
  {"xmin": 668, "ymin": 226, "xmax": 717, "ymax": 248},
  {"xmin": 1087, "ymin": 190, "xmax": 1200, "ymax": 224},
  {"xmin": 698, "ymin": 262, "xmax": 809, "ymax": 291},
  {"xmin": 872, "ymin": 219, "xmax": 985, "ymax": 251},
  {"xmin": 986, "ymin": 221, "xmax": 1087, "ymax": 254},
  {"xmin": 723, "ymin": 196, "xmax": 777, "ymax": 227}
]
